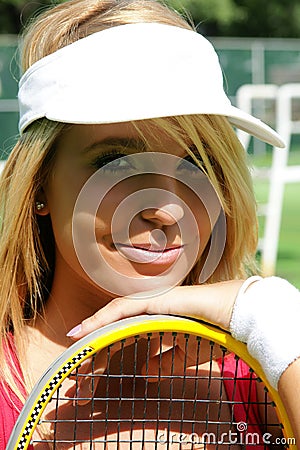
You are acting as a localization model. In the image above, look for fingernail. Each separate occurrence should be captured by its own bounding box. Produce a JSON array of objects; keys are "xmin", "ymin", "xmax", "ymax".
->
[{"xmin": 66, "ymin": 324, "xmax": 82, "ymax": 337}]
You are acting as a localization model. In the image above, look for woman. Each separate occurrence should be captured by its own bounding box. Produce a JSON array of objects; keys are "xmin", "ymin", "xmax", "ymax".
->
[{"xmin": 1, "ymin": 0, "xmax": 299, "ymax": 447}]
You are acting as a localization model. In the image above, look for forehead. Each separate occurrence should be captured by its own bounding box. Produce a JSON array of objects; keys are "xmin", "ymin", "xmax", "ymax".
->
[{"xmin": 56, "ymin": 121, "xmax": 190, "ymax": 157}]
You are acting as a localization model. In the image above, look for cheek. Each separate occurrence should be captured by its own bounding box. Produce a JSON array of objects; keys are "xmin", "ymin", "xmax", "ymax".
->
[
  {"xmin": 95, "ymin": 178, "xmax": 145, "ymax": 236},
  {"xmin": 44, "ymin": 170, "xmax": 91, "ymax": 257},
  {"xmin": 179, "ymin": 187, "xmax": 215, "ymax": 248},
  {"xmin": 189, "ymin": 208, "xmax": 212, "ymax": 263}
]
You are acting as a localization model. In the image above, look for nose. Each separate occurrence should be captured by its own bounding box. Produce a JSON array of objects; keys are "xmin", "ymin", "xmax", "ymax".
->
[
  {"xmin": 141, "ymin": 203, "xmax": 184, "ymax": 226},
  {"xmin": 133, "ymin": 173, "xmax": 186, "ymax": 227}
]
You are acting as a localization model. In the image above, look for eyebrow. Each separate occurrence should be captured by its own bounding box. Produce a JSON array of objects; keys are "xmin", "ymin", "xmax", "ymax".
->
[{"xmin": 83, "ymin": 137, "xmax": 147, "ymax": 154}]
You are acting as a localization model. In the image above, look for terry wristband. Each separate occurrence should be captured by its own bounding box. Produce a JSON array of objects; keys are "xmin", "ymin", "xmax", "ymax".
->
[{"xmin": 230, "ymin": 276, "xmax": 300, "ymax": 389}]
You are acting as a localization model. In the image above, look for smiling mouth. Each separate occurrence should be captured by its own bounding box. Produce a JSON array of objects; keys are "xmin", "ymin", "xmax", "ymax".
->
[{"xmin": 114, "ymin": 243, "xmax": 184, "ymax": 264}]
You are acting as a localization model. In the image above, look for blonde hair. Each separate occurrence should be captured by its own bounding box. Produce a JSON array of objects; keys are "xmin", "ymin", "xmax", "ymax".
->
[{"xmin": 0, "ymin": 0, "xmax": 258, "ymax": 403}]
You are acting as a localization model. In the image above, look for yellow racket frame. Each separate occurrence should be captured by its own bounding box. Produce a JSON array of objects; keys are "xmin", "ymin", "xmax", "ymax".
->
[{"xmin": 7, "ymin": 315, "xmax": 296, "ymax": 449}]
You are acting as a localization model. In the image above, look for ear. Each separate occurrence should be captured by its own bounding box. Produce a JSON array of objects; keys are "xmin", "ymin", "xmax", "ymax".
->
[{"xmin": 35, "ymin": 190, "xmax": 50, "ymax": 216}]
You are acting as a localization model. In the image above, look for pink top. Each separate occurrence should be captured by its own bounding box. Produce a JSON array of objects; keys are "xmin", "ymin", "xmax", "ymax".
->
[{"xmin": 0, "ymin": 336, "xmax": 33, "ymax": 450}]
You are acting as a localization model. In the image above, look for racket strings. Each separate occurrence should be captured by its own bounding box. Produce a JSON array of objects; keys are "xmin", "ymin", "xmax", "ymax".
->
[
  {"xmin": 190, "ymin": 335, "xmax": 201, "ymax": 448},
  {"xmin": 32, "ymin": 331, "xmax": 283, "ymax": 449}
]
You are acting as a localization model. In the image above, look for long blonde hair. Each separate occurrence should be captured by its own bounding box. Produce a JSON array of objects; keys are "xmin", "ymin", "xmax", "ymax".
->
[{"xmin": 0, "ymin": 0, "xmax": 258, "ymax": 403}]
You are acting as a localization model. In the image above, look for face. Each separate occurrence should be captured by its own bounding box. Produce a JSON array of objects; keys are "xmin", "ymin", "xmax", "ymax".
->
[{"xmin": 42, "ymin": 122, "xmax": 223, "ymax": 300}]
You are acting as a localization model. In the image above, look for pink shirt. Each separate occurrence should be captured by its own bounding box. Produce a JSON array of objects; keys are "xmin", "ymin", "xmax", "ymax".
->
[{"xmin": 0, "ymin": 336, "xmax": 33, "ymax": 450}]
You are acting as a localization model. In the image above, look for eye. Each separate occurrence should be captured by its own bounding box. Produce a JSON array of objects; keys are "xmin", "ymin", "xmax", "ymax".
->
[
  {"xmin": 177, "ymin": 155, "xmax": 204, "ymax": 174},
  {"xmin": 91, "ymin": 151, "xmax": 133, "ymax": 172}
]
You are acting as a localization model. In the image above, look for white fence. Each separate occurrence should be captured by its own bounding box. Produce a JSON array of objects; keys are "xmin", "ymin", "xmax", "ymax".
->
[{"xmin": 237, "ymin": 83, "xmax": 300, "ymax": 276}]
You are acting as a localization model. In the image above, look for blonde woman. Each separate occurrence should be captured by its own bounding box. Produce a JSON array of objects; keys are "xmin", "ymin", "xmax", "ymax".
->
[{"xmin": 1, "ymin": 0, "xmax": 300, "ymax": 447}]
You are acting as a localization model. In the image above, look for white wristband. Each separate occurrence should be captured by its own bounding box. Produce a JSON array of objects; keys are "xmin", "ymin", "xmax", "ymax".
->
[{"xmin": 230, "ymin": 276, "xmax": 300, "ymax": 389}]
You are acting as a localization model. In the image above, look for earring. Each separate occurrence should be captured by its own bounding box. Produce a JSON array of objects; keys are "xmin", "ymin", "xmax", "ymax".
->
[{"xmin": 35, "ymin": 201, "xmax": 45, "ymax": 211}]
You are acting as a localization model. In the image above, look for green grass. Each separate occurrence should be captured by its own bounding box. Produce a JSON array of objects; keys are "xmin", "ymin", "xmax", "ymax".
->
[
  {"xmin": 277, "ymin": 183, "xmax": 300, "ymax": 288},
  {"xmin": 250, "ymin": 149, "xmax": 300, "ymax": 289}
]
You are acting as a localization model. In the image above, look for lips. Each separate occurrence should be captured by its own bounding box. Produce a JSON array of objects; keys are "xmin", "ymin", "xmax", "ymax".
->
[{"xmin": 114, "ymin": 243, "xmax": 184, "ymax": 264}]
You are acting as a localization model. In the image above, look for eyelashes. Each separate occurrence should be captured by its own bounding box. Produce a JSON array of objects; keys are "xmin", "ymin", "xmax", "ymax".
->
[
  {"xmin": 91, "ymin": 151, "xmax": 130, "ymax": 172},
  {"xmin": 90, "ymin": 150, "xmax": 206, "ymax": 174}
]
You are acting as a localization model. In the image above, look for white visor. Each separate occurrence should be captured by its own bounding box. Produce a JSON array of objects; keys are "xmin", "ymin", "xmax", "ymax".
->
[{"xmin": 18, "ymin": 23, "xmax": 284, "ymax": 147}]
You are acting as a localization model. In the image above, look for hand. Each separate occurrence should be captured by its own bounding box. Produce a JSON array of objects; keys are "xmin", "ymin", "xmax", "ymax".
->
[
  {"xmin": 67, "ymin": 281, "xmax": 245, "ymax": 340},
  {"xmin": 66, "ymin": 280, "xmax": 244, "ymax": 404}
]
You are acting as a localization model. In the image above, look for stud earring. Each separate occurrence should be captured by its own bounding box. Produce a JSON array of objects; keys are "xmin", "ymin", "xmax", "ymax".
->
[{"xmin": 35, "ymin": 201, "xmax": 45, "ymax": 211}]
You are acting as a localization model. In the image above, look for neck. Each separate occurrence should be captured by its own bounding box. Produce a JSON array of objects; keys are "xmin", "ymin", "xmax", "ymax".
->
[
  {"xmin": 33, "ymin": 253, "xmax": 114, "ymax": 347},
  {"xmin": 19, "ymin": 253, "xmax": 114, "ymax": 386}
]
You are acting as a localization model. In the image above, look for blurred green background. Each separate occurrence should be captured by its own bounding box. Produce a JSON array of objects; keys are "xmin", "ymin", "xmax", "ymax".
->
[
  {"xmin": 0, "ymin": 0, "xmax": 299, "ymax": 287},
  {"xmin": 250, "ymin": 150, "xmax": 300, "ymax": 289}
]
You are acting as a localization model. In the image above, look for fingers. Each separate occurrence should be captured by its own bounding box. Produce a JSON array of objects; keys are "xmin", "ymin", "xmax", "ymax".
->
[
  {"xmin": 141, "ymin": 335, "xmax": 202, "ymax": 381},
  {"xmin": 66, "ymin": 292, "xmax": 171, "ymax": 340},
  {"xmin": 141, "ymin": 333, "xmax": 216, "ymax": 381},
  {"xmin": 66, "ymin": 281, "xmax": 245, "ymax": 341},
  {"xmin": 69, "ymin": 337, "xmax": 137, "ymax": 405},
  {"xmin": 69, "ymin": 350, "xmax": 107, "ymax": 406},
  {"xmin": 142, "ymin": 344, "xmax": 188, "ymax": 382},
  {"xmin": 67, "ymin": 331, "xmax": 221, "ymax": 407}
]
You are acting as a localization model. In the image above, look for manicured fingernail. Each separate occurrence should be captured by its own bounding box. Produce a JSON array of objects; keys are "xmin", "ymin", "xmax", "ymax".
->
[{"xmin": 66, "ymin": 324, "xmax": 82, "ymax": 337}]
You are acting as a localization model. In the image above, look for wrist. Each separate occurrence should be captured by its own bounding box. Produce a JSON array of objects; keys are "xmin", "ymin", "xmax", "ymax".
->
[{"xmin": 229, "ymin": 276, "xmax": 300, "ymax": 389}]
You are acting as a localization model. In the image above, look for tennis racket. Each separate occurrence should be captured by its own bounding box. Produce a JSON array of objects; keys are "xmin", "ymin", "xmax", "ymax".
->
[{"xmin": 7, "ymin": 315, "xmax": 295, "ymax": 449}]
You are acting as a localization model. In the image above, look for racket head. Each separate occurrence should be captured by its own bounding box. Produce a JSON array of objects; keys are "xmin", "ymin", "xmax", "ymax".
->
[{"xmin": 7, "ymin": 315, "xmax": 295, "ymax": 449}]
